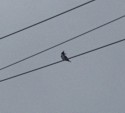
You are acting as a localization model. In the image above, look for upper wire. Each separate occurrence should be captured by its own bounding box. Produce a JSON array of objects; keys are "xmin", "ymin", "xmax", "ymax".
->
[{"xmin": 0, "ymin": 0, "xmax": 95, "ymax": 40}]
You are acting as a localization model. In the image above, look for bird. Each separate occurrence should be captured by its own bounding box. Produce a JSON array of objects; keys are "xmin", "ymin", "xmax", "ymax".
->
[{"xmin": 61, "ymin": 51, "xmax": 71, "ymax": 62}]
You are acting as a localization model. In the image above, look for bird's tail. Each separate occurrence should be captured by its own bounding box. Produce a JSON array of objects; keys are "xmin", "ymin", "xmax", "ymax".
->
[{"xmin": 68, "ymin": 59, "xmax": 71, "ymax": 62}]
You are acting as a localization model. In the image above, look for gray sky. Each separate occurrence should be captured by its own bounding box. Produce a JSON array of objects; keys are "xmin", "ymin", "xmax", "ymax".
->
[{"xmin": 0, "ymin": 0, "xmax": 125, "ymax": 113}]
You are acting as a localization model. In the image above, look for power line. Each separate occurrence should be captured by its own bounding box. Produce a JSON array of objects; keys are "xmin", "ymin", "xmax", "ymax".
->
[
  {"xmin": 0, "ymin": 38, "xmax": 125, "ymax": 83},
  {"xmin": 0, "ymin": 0, "xmax": 95, "ymax": 40},
  {"xmin": 0, "ymin": 15, "xmax": 125, "ymax": 71}
]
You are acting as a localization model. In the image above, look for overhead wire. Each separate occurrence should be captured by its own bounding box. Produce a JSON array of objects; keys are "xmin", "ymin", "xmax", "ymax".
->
[
  {"xmin": 0, "ymin": 14, "xmax": 125, "ymax": 71},
  {"xmin": 0, "ymin": 38, "xmax": 125, "ymax": 83},
  {"xmin": 0, "ymin": 0, "xmax": 95, "ymax": 40}
]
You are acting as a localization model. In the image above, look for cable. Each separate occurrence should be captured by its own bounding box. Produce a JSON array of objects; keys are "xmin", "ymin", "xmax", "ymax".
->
[
  {"xmin": 0, "ymin": 38, "xmax": 125, "ymax": 83},
  {"xmin": 0, "ymin": 0, "xmax": 95, "ymax": 40},
  {"xmin": 0, "ymin": 15, "xmax": 125, "ymax": 71}
]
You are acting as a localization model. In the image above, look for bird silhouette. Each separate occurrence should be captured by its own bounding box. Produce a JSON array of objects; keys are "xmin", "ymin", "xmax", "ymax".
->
[{"xmin": 61, "ymin": 51, "xmax": 71, "ymax": 62}]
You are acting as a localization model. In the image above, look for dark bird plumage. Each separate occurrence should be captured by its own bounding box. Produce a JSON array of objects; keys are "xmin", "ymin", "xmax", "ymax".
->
[{"xmin": 61, "ymin": 51, "xmax": 71, "ymax": 62}]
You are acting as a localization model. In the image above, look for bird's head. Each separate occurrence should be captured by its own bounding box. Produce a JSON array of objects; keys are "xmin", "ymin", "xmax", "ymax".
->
[{"xmin": 62, "ymin": 51, "xmax": 66, "ymax": 55}]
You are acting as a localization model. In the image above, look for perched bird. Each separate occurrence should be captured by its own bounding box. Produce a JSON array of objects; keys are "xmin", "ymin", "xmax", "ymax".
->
[{"xmin": 61, "ymin": 51, "xmax": 71, "ymax": 62}]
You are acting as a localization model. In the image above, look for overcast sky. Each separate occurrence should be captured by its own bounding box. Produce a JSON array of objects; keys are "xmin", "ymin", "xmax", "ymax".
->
[{"xmin": 0, "ymin": 0, "xmax": 125, "ymax": 113}]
